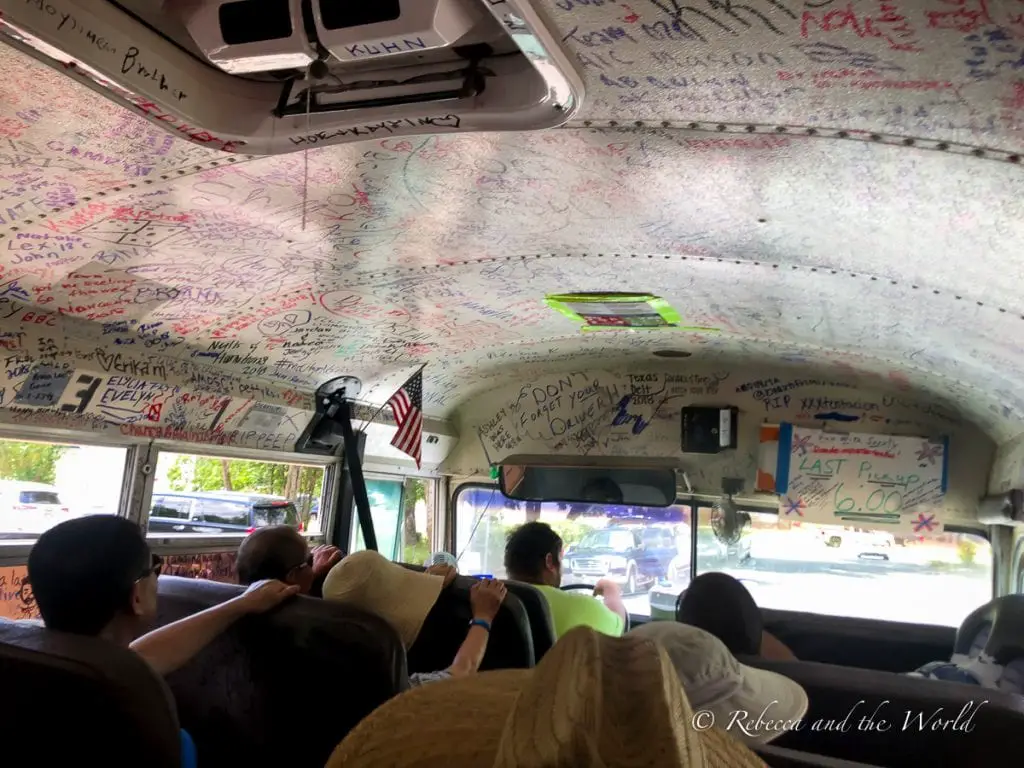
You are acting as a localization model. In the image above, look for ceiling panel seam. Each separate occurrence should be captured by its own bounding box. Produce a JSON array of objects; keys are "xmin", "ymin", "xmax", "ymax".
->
[
  {"xmin": 0, "ymin": 154, "xmax": 261, "ymax": 238},
  {"xmin": 563, "ymin": 119, "xmax": 1024, "ymax": 166},
  {"xmin": 439, "ymin": 331, "xmax": 990, "ymax": 400},
  {"xmin": 346, "ymin": 253, "xmax": 1022, "ymax": 319}
]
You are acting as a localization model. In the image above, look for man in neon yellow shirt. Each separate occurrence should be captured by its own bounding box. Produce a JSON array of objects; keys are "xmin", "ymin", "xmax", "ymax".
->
[{"xmin": 504, "ymin": 522, "xmax": 626, "ymax": 638}]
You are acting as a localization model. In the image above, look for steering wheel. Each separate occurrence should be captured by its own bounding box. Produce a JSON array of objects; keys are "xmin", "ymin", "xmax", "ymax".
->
[{"xmin": 559, "ymin": 584, "xmax": 630, "ymax": 633}]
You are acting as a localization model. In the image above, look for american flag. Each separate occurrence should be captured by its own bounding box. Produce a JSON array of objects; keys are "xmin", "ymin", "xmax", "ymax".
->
[{"xmin": 386, "ymin": 368, "xmax": 423, "ymax": 468}]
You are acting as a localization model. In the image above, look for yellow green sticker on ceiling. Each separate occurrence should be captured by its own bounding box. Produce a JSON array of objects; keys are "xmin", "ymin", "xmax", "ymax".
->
[{"xmin": 545, "ymin": 293, "xmax": 719, "ymax": 333}]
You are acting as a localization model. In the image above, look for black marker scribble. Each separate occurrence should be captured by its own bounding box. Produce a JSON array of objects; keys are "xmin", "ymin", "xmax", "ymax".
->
[
  {"xmin": 646, "ymin": 0, "xmax": 797, "ymax": 40},
  {"xmin": 792, "ymin": 41, "xmax": 906, "ymax": 72}
]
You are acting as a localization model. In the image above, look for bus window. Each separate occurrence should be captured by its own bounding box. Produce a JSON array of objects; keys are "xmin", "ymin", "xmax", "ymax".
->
[
  {"xmin": 455, "ymin": 485, "xmax": 689, "ymax": 613},
  {"xmin": 148, "ymin": 451, "xmax": 325, "ymax": 537},
  {"xmin": 680, "ymin": 508, "xmax": 991, "ymax": 627},
  {"xmin": 0, "ymin": 438, "xmax": 127, "ymax": 542},
  {"xmin": 350, "ymin": 477, "xmax": 434, "ymax": 565}
]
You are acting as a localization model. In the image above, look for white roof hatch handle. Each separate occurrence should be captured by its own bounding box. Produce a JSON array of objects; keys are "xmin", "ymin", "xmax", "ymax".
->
[
  {"xmin": 0, "ymin": 0, "xmax": 583, "ymax": 155},
  {"xmin": 313, "ymin": 0, "xmax": 484, "ymax": 63},
  {"xmin": 181, "ymin": 0, "xmax": 317, "ymax": 75}
]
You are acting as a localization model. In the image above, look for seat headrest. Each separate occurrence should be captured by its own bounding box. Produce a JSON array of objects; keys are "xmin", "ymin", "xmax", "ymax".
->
[
  {"xmin": 407, "ymin": 574, "xmax": 535, "ymax": 673},
  {"xmin": 0, "ymin": 619, "xmax": 180, "ymax": 767},
  {"xmin": 740, "ymin": 655, "xmax": 1024, "ymax": 767},
  {"xmin": 955, "ymin": 594, "xmax": 1024, "ymax": 664},
  {"xmin": 156, "ymin": 576, "xmax": 407, "ymax": 768},
  {"xmin": 755, "ymin": 743, "xmax": 885, "ymax": 767},
  {"xmin": 676, "ymin": 571, "xmax": 763, "ymax": 656},
  {"xmin": 504, "ymin": 580, "xmax": 556, "ymax": 661}
]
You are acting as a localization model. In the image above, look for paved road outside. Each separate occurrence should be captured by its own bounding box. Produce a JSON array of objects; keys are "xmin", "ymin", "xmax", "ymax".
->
[{"xmin": 625, "ymin": 534, "xmax": 991, "ymax": 627}]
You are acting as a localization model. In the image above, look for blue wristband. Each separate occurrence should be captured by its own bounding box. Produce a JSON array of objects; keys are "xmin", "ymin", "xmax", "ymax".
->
[{"xmin": 469, "ymin": 618, "xmax": 492, "ymax": 632}]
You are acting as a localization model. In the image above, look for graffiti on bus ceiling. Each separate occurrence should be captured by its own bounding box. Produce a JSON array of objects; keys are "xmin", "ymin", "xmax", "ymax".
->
[
  {"xmin": 1, "ymin": 9, "xmax": 1024, "ymax": 477},
  {"xmin": 448, "ymin": 366, "xmax": 990, "ymax": 522},
  {"xmin": 546, "ymin": 0, "xmax": 1024, "ymax": 150}
]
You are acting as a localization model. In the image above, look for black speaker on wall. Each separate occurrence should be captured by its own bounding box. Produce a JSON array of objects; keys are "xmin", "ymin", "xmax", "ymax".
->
[{"xmin": 681, "ymin": 406, "xmax": 739, "ymax": 454}]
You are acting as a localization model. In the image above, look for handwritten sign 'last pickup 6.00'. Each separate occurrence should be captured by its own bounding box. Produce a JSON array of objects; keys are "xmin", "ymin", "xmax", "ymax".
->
[{"xmin": 775, "ymin": 424, "xmax": 948, "ymax": 531}]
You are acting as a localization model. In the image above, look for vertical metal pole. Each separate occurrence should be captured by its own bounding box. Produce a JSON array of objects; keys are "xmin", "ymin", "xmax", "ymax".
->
[{"xmin": 338, "ymin": 399, "xmax": 378, "ymax": 552}]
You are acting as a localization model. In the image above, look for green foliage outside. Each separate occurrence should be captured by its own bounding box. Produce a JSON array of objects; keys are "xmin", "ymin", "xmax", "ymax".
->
[
  {"xmin": 400, "ymin": 478, "xmax": 430, "ymax": 565},
  {"xmin": 163, "ymin": 455, "xmax": 323, "ymax": 523},
  {"xmin": 402, "ymin": 537, "xmax": 431, "ymax": 565},
  {"xmin": 957, "ymin": 539, "xmax": 977, "ymax": 565},
  {"xmin": 0, "ymin": 441, "xmax": 67, "ymax": 484}
]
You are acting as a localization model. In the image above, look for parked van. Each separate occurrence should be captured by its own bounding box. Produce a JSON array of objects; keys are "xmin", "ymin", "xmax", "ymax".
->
[
  {"xmin": 0, "ymin": 481, "xmax": 71, "ymax": 537},
  {"xmin": 147, "ymin": 491, "xmax": 300, "ymax": 535}
]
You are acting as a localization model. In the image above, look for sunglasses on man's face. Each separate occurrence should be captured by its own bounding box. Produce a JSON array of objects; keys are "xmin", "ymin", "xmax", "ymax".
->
[
  {"xmin": 291, "ymin": 552, "xmax": 314, "ymax": 572},
  {"xmin": 144, "ymin": 554, "xmax": 163, "ymax": 579}
]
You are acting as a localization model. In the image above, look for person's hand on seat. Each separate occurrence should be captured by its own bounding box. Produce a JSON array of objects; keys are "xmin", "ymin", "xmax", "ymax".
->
[
  {"xmin": 311, "ymin": 544, "xmax": 342, "ymax": 578},
  {"xmin": 426, "ymin": 564, "xmax": 458, "ymax": 588},
  {"xmin": 131, "ymin": 579, "xmax": 299, "ymax": 676},
  {"xmin": 237, "ymin": 579, "xmax": 301, "ymax": 613},
  {"xmin": 470, "ymin": 579, "xmax": 507, "ymax": 623}
]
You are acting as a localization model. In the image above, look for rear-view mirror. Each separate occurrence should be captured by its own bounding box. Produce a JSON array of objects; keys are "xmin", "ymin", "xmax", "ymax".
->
[{"xmin": 499, "ymin": 464, "xmax": 677, "ymax": 507}]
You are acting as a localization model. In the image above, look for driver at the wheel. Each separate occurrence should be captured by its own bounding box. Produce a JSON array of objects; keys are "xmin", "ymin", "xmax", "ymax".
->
[{"xmin": 504, "ymin": 522, "xmax": 626, "ymax": 638}]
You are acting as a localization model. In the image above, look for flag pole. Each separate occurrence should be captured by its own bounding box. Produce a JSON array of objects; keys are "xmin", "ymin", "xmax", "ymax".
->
[{"xmin": 357, "ymin": 363, "xmax": 427, "ymax": 432}]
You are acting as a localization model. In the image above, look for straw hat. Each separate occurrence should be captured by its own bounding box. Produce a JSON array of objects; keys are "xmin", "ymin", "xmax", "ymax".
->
[
  {"xmin": 322, "ymin": 550, "xmax": 444, "ymax": 647},
  {"xmin": 326, "ymin": 625, "xmax": 769, "ymax": 768},
  {"xmin": 629, "ymin": 621, "xmax": 808, "ymax": 745}
]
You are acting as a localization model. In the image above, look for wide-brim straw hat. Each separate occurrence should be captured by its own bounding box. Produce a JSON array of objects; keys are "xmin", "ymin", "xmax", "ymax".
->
[
  {"xmin": 322, "ymin": 550, "xmax": 444, "ymax": 647},
  {"xmin": 326, "ymin": 625, "xmax": 769, "ymax": 768}
]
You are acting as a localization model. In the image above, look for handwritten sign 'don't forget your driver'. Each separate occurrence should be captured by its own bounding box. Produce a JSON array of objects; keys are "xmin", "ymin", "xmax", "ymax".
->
[{"xmin": 775, "ymin": 424, "xmax": 949, "ymax": 531}]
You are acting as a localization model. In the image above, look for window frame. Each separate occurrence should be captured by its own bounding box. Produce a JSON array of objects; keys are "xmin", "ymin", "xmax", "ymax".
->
[
  {"xmin": 142, "ymin": 443, "xmax": 338, "ymax": 556},
  {"xmin": 0, "ymin": 426, "xmax": 138, "ymax": 565},
  {"xmin": 350, "ymin": 471, "xmax": 407, "ymax": 558},
  {"xmin": 347, "ymin": 469, "xmax": 441, "ymax": 562},
  {"xmin": 1012, "ymin": 533, "xmax": 1024, "ymax": 594},
  {"xmin": 0, "ymin": 423, "xmax": 340, "ymax": 561},
  {"xmin": 450, "ymin": 482, "xmax": 995, "ymax": 622},
  {"xmin": 450, "ymin": 481, "xmax": 696, "ymax": 580}
]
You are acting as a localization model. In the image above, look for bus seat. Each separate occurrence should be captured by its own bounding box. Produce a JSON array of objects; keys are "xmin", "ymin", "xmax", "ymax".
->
[
  {"xmin": 0, "ymin": 619, "xmax": 180, "ymax": 768},
  {"xmin": 504, "ymin": 580, "xmax": 556, "ymax": 660},
  {"xmin": 739, "ymin": 656, "xmax": 1024, "ymax": 767},
  {"xmin": 407, "ymin": 574, "xmax": 535, "ymax": 673},
  {"xmin": 954, "ymin": 593, "xmax": 1024, "ymax": 662},
  {"xmin": 755, "ymin": 744, "xmax": 883, "ymax": 767},
  {"xmin": 155, "ymin": 576, "xmax": 407, "ymax": 768}
]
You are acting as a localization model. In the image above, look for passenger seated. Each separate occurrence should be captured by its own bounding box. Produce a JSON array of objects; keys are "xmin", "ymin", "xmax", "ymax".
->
[
  {"xmin": 677, "ymin": 572, "xmax": 796, "ymax": 661},
  {"xmin": 629, "ymin": 621, "xmax": 808, "ymax": 745},
  {"xmin": 503, "ymin": 521, "xmax": 626, "ymax": 638},
  {"xmin": 322, "ymin": 550, "xmax": 506, "ymax": 685},
  {"xmin": 234, "ymin": 525, "xmax": 341, "ymax": 596},
  {"xmin": 909, "ymin": 606, "xmax": 1024, "ymax": 696},
  {"xmin": 326, "ymin": 625, "xmax": 771, "ymax": 767},
  {"xmin": 27, "ymin": 515, "xmax": 298, "ymax": 768}
]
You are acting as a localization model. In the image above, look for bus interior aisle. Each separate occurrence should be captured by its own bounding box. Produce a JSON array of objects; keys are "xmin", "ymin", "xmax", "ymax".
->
[{"xmin": 1, "ymin": 0, "xmax": 1024, "ymax": 765}]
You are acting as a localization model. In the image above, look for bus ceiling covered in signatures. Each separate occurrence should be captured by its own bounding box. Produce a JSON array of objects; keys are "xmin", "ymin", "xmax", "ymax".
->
[
  {"xmin": 2, "ymin": 0, "xmax": 1024, "ymax": 507},
  {"xmin": 0, "ymin": 0, "xmax": 583, "ymax": 154}
]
